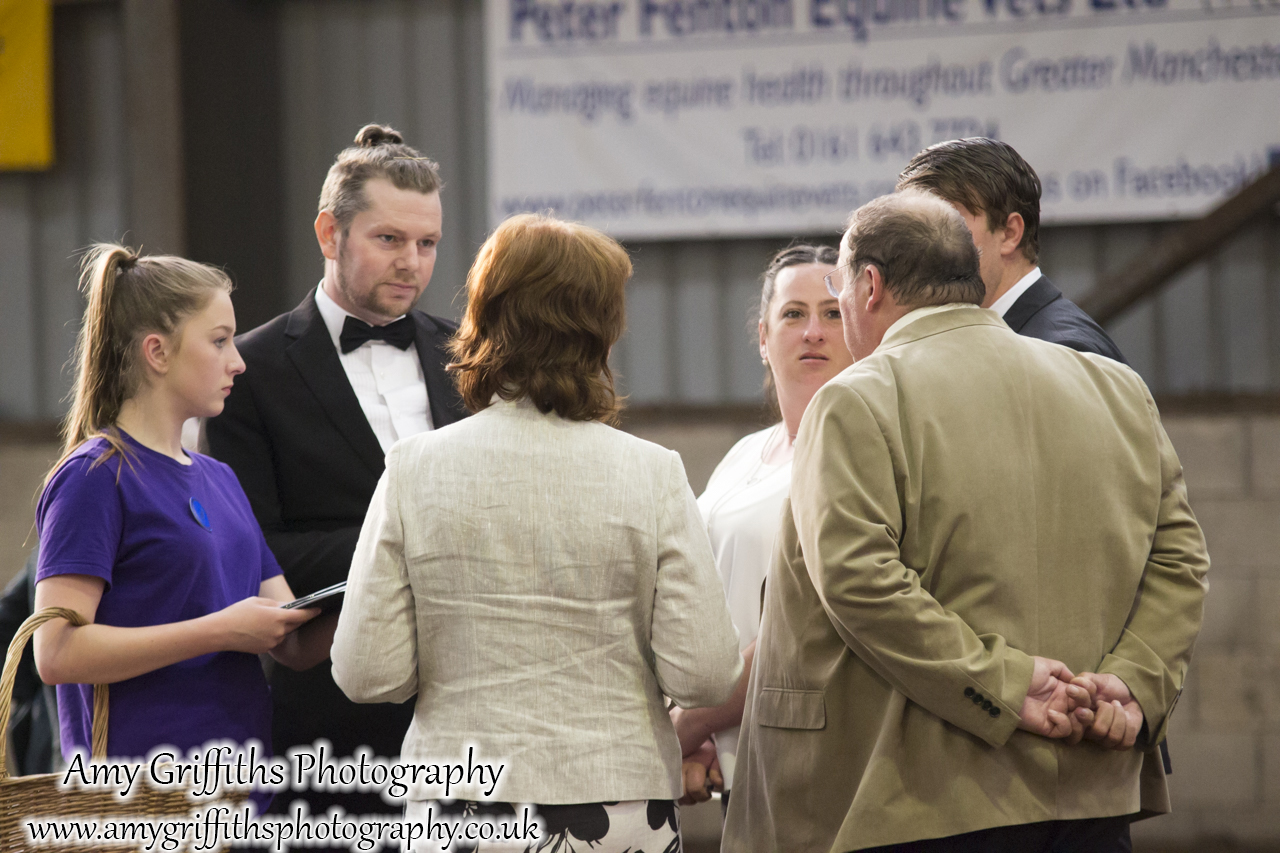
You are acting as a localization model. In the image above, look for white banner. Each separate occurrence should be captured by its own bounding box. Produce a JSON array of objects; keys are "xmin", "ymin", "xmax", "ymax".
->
[{"xmin": 486, "ymin": 0, "xmax": 1280, "ymax": 239}]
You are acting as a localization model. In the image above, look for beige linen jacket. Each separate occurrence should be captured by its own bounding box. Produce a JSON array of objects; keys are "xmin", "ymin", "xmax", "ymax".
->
[
  {"xmin": 722, "ymin": 307, "xmax": 1209, "ymax": 852},
  {"xmin": 331, "ymin": 398, "xmax": 743, "ymax": 805}
]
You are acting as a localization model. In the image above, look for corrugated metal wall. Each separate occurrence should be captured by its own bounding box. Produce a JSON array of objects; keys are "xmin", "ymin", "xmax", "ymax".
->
[
  {"xmin": 275, "ymin": 1, "xmax": 1280, "ymax": 408},
  {"xmin": 279, "ymin": 0, "xmax": 488, "ymax": 320},
  {"xmin": 614, "ymin": 216, "xmax": 1280, "ymax": 404},
  {"xmin": 1094, "ymin": 219, "xmax": 1280, "ymax": 394},
  {"xmin": 1, "ymin": 1, "xmax": 1278, "ymax": 426},
  {"xmin": 0, "ymin": 3, "xmax": 126, "ymax": 422}
]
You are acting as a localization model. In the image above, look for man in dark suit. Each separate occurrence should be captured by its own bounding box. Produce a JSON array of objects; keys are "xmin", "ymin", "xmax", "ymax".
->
[
  {"xmin": 897, "ymin": 138, "xmax": 1127, "ymax": 364},
  {"xmin": 205, "ymin": 124, "xmax": 468, "ymax": 823}
]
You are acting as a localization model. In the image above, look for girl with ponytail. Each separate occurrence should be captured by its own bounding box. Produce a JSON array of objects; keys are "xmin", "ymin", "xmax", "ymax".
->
[{"xmin": 33, "ymin": 245, "xmax": 331, "ymax": 805}]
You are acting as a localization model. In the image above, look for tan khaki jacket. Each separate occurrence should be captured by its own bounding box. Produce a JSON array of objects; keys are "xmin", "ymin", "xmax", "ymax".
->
[{"xmin": 723, "ymin": 307, "xmax": 1208, "ymax": 852}]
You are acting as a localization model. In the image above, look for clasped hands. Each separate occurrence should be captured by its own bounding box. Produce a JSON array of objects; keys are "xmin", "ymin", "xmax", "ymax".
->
[
  {"xmin": 1017, "ymin": 656, "xmax": 1145, "ymax": 749},
  {"xmin": 673, "ymin": 656, "xmax": 1144, "ymax": 805}
]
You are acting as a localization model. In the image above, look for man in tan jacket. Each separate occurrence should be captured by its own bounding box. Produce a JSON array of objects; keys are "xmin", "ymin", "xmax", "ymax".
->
[{"xmin": 721, "ymin": 191, "xmax": 1208, "ymax": 852}]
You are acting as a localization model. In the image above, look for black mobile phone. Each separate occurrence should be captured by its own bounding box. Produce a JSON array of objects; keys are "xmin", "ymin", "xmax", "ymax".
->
[{"xmin": 282, "ymin": 581, "xmax": 347, "ymax": 613}]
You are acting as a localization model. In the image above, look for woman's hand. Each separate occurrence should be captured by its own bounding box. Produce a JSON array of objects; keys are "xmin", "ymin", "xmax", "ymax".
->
[
  {"xmin": 210, "ymin": 597, "xmax": 317, "ymax": 654},
  {"xmin": 34, "ymin": 574, "xmax": 315, "ymax": 685},
  {"xmin": 270, "ymin": 611, "xmax": 340, "ymax": 671},
  {"xmin": 257, "ymin": 575, "xmax": 338, "ymax": 670},
  {"xmin": 678, "ymin": 738, "xmax": 723, "ymax": 805}
]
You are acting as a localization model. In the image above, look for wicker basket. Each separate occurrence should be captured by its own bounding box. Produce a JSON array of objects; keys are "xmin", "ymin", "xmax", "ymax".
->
[{"xmin": 0, "ymin": 607, "xmax": 241, "ymax": 852}]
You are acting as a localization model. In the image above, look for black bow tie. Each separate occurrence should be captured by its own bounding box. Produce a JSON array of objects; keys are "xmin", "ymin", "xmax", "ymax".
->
[{"xmin": 339, "ymin": 315, "xmax": 415, "ymax": 354}]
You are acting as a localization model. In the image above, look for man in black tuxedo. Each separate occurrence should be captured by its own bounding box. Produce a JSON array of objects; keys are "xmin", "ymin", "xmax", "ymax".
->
[
  {"xmin": 897, "ymin": 138, "xmax": 1126, "ymax": 364},
  {"xmin": 205, "ymin": 124, "xmax": 467, "ymax": 822}
]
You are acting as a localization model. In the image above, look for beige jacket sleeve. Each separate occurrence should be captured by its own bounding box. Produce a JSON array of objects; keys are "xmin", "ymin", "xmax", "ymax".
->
[
  {"xmin": 650, "ymin": 451, "xmax": 744, "ymax": 708},
  {"xmin": 792, "ymin": 382, "xmax": 1033, "ymax": 747},
  {"xmin": 331, "ymin": 443, "xmax": 419, "ymax": 704},
  {"xmin": 1098, "ymin": 393, "xmax": 1210, "ymax": 745}
]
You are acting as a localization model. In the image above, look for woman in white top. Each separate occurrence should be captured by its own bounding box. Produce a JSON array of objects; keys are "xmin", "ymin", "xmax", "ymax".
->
[
  {"xmin": 672, "ymin": 244, "xmax": 854, "ymax": 813},
  {"xmin": 331, "ymin": 213, "xmax": 742, "ymax": 852}
]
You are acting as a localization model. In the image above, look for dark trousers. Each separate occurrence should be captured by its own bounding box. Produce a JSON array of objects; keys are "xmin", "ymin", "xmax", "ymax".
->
[
  {"xmin": 265, "ymin": 666, "xmax": 415, "ymax": 853},
  {"xmin": 859, "ymin": 816, "xmax": 1132, "ymax": 853}
]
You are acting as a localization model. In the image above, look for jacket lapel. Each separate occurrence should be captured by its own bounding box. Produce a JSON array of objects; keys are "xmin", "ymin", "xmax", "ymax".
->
[
  {"xmin": 1001, "ymin": 275, "xmax": 1061, "ymax": 334},
  {"xmin": 412, "ymin": 311, "xmax": 466, "ymax": 428},
  {"xmin": 284, "ymin": 290, "xmax": 386, "ymax": 476}
]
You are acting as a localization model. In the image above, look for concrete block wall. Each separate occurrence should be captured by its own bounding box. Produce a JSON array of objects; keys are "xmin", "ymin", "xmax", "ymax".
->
[{"xmin": 1130, "ymin": 414, "xmax": 1280, "ymax": 848}]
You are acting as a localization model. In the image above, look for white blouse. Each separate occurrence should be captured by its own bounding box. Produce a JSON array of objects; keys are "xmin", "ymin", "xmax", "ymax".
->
[{"xmin": 696, "ymin": 424, "xmax": 792, "ymax": 790}]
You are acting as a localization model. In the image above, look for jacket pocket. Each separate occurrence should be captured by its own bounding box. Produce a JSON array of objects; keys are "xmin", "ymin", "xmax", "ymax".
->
[{"xmin": 755, "ymin": 687, "xmax": 825, "ymax": 730}]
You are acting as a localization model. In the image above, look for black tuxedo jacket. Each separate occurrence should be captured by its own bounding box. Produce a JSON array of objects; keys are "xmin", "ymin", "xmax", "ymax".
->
[
  {"xmin": 1002, "ymin": 275, "xmax": 1128, "ymax": 365},
  {"xmin": 204, "ymin": 289, "xmax": 467, "ymax": 773},
  {"xmin": 206, "ymin": 289, "xmax": 468, "ymax": 597}
]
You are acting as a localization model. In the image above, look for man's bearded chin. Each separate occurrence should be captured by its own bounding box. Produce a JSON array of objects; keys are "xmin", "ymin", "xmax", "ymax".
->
[
  {"xmin": 372, "ymin": 278, "xmax": 422, "ymax": 314},
  {"xmin": 336, "ymin": 262, "xmax": 415, "ymax": 320}
]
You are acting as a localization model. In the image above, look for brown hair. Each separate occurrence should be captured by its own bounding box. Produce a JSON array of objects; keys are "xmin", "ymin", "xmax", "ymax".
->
[
  {"xmin": 44, "ymin": 244, "xmax": 232, "ymax": 489},
  {"xmin": 318, "ymin": 124, "xmax": 443, "ymax": 232},
  {"xmin": 758, "ymin": 243, "xmax": 839, "ymax": 414},
  {"xmin": 896, "ymin": 137, "xmax": 1041, "ymax": 263},
  {"xmin": 448, "ymin": 214, "xmax": 632, "ymax": 424},
  {"xmin": 843, "ymin": 191, "xmax": 985, "ymax": 308}
]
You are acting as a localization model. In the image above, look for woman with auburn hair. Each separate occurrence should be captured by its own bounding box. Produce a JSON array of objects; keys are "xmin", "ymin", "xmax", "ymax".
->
[
  {"xmin": 671, "ymin": 244, "xmax": 854, "ymax": 815},
  {"xmin": 332, "ymin": 214, "xmax": 742, "ymax": 850},
  {"xmin": 33, "ymin": 245, "xmax": 334, "ymax": 811}
]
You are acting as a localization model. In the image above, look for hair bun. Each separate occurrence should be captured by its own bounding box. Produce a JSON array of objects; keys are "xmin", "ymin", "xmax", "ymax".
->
[{"xmin": 354, "ymin": 124, "xmax": 404, "ymax": 148}]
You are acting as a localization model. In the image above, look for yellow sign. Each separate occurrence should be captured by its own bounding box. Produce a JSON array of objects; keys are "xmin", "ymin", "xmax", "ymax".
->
[{"xmin": 0, "ymin": 0, "xmax": 52, "ymax": 170}]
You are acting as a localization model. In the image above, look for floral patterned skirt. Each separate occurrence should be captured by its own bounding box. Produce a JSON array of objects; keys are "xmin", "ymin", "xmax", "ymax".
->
[{"xmin": 405, "ymin": 798, "xmax": 681, "ymax": 853}]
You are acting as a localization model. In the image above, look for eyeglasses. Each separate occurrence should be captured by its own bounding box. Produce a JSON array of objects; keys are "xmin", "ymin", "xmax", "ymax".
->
[
  {"xmin": 824, "ymin": 258, "xmax": 881, "ymax": 298},
  {"xmin": 824, "ymin": 263, "xmax": 853, "ymax": 299}
]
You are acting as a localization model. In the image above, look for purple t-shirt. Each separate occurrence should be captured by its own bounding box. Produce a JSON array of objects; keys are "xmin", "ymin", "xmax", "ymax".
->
[{"xmin": 36, "ymin": 432, "xmax": 282, "ymax": 764}]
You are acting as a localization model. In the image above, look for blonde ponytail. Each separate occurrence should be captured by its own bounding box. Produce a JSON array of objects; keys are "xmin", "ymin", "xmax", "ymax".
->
[{"xmin": 43, "ymin": 244, "xmax": 232, "ymax": 492}]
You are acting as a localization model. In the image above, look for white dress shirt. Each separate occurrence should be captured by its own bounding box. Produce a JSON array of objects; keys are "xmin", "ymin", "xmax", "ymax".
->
[
  {"xmin": 314, "ymin": 284, "xmax": 433, "ymax": 452},
  {"xmin": 988, "ymin": 266, "xmax": 1042, "ymax": 319}
]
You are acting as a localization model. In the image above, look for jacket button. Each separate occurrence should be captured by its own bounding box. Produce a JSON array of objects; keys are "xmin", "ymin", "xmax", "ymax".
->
[
  {"xmin": 989, "ymin": 707, "xmax": 1001, "ymax": 718},
  {"xmin": 964, "ymin": 687, "xmax": 975, "ymax": 698},
  {"xmin": 982, "ymin": 700, "xmax": 993, "ymax": 711},
  {"xmin": 972, "ymin": 693, "xmax": 984, "ymax": 705}
]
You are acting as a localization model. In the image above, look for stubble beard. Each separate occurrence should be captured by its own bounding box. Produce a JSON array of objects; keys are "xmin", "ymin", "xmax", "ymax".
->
[{"xmin": 334, "ymin": 249, "xmax": 420, "ymax": 324}]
